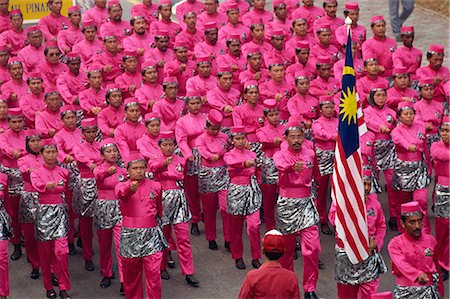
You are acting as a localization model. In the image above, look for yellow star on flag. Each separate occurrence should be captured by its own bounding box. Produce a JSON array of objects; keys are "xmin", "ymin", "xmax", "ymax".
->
[{"xmin": 340, "ymin": 86, "xmax": 357, "ymax": 125}]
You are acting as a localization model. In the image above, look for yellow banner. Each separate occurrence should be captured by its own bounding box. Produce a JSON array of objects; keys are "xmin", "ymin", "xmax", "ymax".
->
[{"xmin": 10, "ymin": 0, "xmax": 75, "ymax": 24}]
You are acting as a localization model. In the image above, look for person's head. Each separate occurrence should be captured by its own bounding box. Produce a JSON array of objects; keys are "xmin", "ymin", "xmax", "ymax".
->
[
  {"xmin": 44, "ymin": 45, "xmax": 60, "ymax": 65},
  {"xmin": 397, "ymin": 103, "xmax": 415, "ymax": 126},
  {"xmin": 268, "ymin": 62, "xmax": 285, "ymax": 82},
  {"xmin": 316, "ymin": 58, "xmax": 331, "ymax": 79},
  {"xmin": 253, "ymin": 0, "xmax": 265, "ymax": 10},
  {"xmin": 108, "ymin": 1, "xmax": 123, "ymax": 22},
  {"xmin": 130, "ymin": 16, "xmax": 146, "ymax": 35},
  {"xmin": 44, "ymin": 91, "xmax": 62, "ymax": 112},
  {"xmin": 154, "ymin": 33, "xmax": 170, "ymax": 52},
  {"xmin": 295, "ymin": 73, "xmax": 310, "ymax": 94},
  {"xmin": 368, "ymin": 85, "xmax": 387, "ymax": 108},
  {"xmin": 230, "ymin": 127, "xmax": 246, "ymax": 150},
  {"xmin": 217, "ymin": 68, "xmax": 233, "ymax": 90},
  {"xmin": 26, "ymin": 132, "xmax": 42, "ymax": 155},
  {"xmin": 205, "ymin": 109, "xmax": 222, "ymax": 136},
  {"xmin": 323, "ymin": 0, "xmax": 337, "ymax": 17},
  {"xmin": 0, "ymin": 0, "xmax": 9, "ymax": 14},
  {"xmin": 60, "ymin": 107, "xmax": 77, "ymax": 130},
  {"xmin": 87, "ymin": 68, "xmax": 103, "ymax": 89},
  {"xmin": 204, "ymin": 0, "xmax": 219, "ymax": 14},
  {"xmin": 105, "ymin": 84, "xmax": 123, "ymax": 107},
  {"xmin": 196, "ymin": 57, "xmax": 212, "ymax": 78},
  {"xmin": 47, "ymin": 0, "xmax": 63, "ymax": 15},
  {"xmin": 162, "ymin": 78, "xmax": 179, "ymax": 98},
  {"xmin": 418, "ymin": 79, "xmax": 435, "ymax": 101},
  {"xmin": 263, "ymin": 99, "xmax": 280, "ymax": 125},
  {"xmin": 26, "ymin": 73, "xmax": 43, "ymax": 95},
  {"xmin": 317, "ymin": 26, "xmax": 332, "ymax": 46},
  {"xmin": 226, "ymin": 37, "xmax": 241, "ymax": 57},
  {"xmin": 364, "ymin": 58, "xmax": 379, "ymax": 76},
  {"xmin": 81, "ymin": 118, "xmax": 98, "ymax": 142},
  {"xmin": 158, "ymin": 1, "xmax": 172, "ymax": 20},
  {"xmin": 41, "ymin": 140, "xmax": 58, "ymax": 166},
  {"xmin": 10, "ymin": 9, "xmax": 23, "ymax": 30},
  {"xmin": 158, "ymin": 132, "xmax": 176, "ymax": 156},
  {"xmin": 343, "ymin": 2, "xmax": 359, "ymax": 24},
  {"xmin": 144, "ymin": 113, "xmax": 161, "ymax": 137},
  {"xmin": 127, "ymin": 156, "xmax": 147, "ymax": 181},
  {"xmin": 362, "ymin": 170, "xmax": 372, "ymax": 200},
  {"xmin": 292, "ymin": 18, "xmax": 307, "ymax": 36},
  {"xmin": 27, "ymin": 27, "xmax": 43, "ymax": 48},
  {"xmin": 285, "ymin": 126, "xmax": 304, "ymax": 152},
  {"xmin": 247, "ymin": 50, "xmax": 262, "ymax": 71},
  {"xmin": 100, "ymin": 140, "xmax": 119, "ymax": 164},
  {"xmin": 426, "ymin": 44, "xmax": 445, "ymax": 71},
  {"xmin": 391, "ymin": 68, "xmax": 409, "ymax": 89},
  {"xmin": 243, "ymin": 82, "xmax": 260, "ymax": 105},
  {"xmin": 68, "ymin": 6, "xmax": 81, "ymax": 26},
  {"xmin": 302, "ymin": 0, "xmax": 314, "ymax": 7},
  {"xmin": 400, "ymin": 26, "xmax": 414, "ymax": 48},
  {"xmin": 183, "ymin": 12, "xmax": 197, "ymax": 29},
  {"xmin": 295, "ymin": 42, "xmax": 310, "ymax": 64},
  {"xmin": 226, "ymin": 6, "xmax": 240, "ymax": 24},
  {"xmin": 94, "ymin": 0, "xmax": 107, "ymax": 8},
  {"xmin": 66, "ymin": 55, "xmax": 81, "ymax": 75},
  {"xmin": 273, "ymin": 1, "xmax": 286, "ymax": 21},
  {"xmin": 104, "ymin": 36, "xmax": 119, "ymax": 53},
  {"xmin": 0, "ymin": 49, "xmax": 9, "ymax": 66},
  {"xmin": 81, "ymin": 21, "xmax": 97, "ymax": 41},
  {"xmin": 7, "ymin": 108, "xmax": 25, "ymax": 132},
  {"xmin": 262, "ymin": 229, "xmax": 285, "ymax": 260},
  {"xmin": 439, "ymin": 119, "xmax": 449, "ymax": 145},
  {"xmin": 319, "ymin": 98, "xmax": 334, "ymax": 118},
  {"xmin": 8, "ymin": 60, "xmax": 23, "ymax": 80},
  {"xmin": 370, "ymin": 16, "xmax": 386, "ymax": 39},
  {"xmin": 400, "ymin": 202, "xmax": 423, "ymax": 240},
  {"xmin": 185, "ymin": 95, "xmax": 202, "ymax": 115},
  {"xmin": 204, "ymin": 26, "xmax": 218, "ymax": 45},
  {"xmin": 270, "ymin": 31, "xmax": 285, "ymax": 51},
  {"xmin": 0, "ymin": 100, "xmax": 7, "ymax": 119},
  {"xmin": 174, "ymin": 44, "xmax": 188, "ymax": 63},
  {"xmin": 124, "ymin": 99, "xmax": 141, "ymax": 122},
  {"xmin": 250, "ymin": 23, "xmax": 264, "ymax": 41},
  {"xmin": 142, "ymin": 63, "xmax": 158, "ymax": 83},
  {"xmin": 122, "ymin": 52, "xmax": 138, "ymax": 73}
]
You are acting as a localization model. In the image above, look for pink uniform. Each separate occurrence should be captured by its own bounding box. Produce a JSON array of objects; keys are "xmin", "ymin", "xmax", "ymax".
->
[
  {"xmin": 264, "ymin": 48, "xmax": 296, "ymax": 67},
  {"xmin": 0, "ymin": 13, "xmax": 11, "ymax": 33},
  {"xmin": 216, "ymin": 52, "xmax": 246, "ymax": 90},
  {"xmin": 175, "ymin": 29, "xmax": 204, "ymax": 53},
  {"xmin": 35, "ymin": 109, "xmax": 63, "ymax": 136},
  {"xmin": 0, "ymin": 28, "xmax": 27, "ymax": 56},
  {"xmin": 93, "ymin": 51, "xmax": 123, "ymax": 85},
  {"xmin": 135, "ymin": 82, "xmax": 164, "ymax": 114},
  {"xmin": 1, "ymin": 79, "xmax": 28, "ymax": 108},
  {"xmin": 333, "ymin": 57, "xmax": 364, "ymax": 84},
  {"xmin": 83, "ymin": 6, "xmax": 109, "ymax": 29},
  {"xmin": 38, "ymin": 14, "xmax": 69, "ymax": 41},
  {"xmin": 242, "ymin": 9, "xmax": 273, "ymax": 28},
  {"xmin": 175, "ymin": 0, "xmax": 204, "ymax": 29},
  {"xmin": 35, "ymin": 61, "xmax": 68, "ymax": 90},
  {"xmin": 130, "ymin": 3, "xmax": 158, "ymax": 28},
  {"xmin": 54, "ymin": 126, "xmax": 83, "ymax": 163},
  {"xmin": 56, "ymin": 70, "xmax": 88, "ymax": 105},
  {"xmin": 232, "ymin": 103, "xmax": 264, "ymax": 142},
  {"xmin": 219, "ymin": 0, "xmax": 250, "ymax": 19},
  {"xmin": 241, "ymin": 40, "xmax": 272, "ymax": 60},
  {"xmin": 0, "ymin": 64, "xmax": 10, "ymax": 84},
  {"xmin": 259, "ymin": 79, "xmax": 292, "ymax": 120},
  {"xmin": 265, "ymin": 19, "xmax": 293, "ymax": 42},
  {"xmin": 197, "ymin": 11, "xmax": 228, "ymax": 30},
  {"xmin": 392, "ymin": 45, "xmax": 422, "ymax": 82},
  {"xmin": 114, "ymin": 121, "xmax": 147, "ymax": 162},
  {"xmin": 335, "ymin": 23, "xmax": 366, "ymax": 48},
  {"xmin": 290, "ymin": 5, "xmax": 323, "ymax": 34},
  {"xmin": 309, "ymin": 43, "xmax": 341, "ymax": 67},
  {"xmin": 239, "ymin": 67, "xmax": 270, "ymax": 86},
  {"xmin": 285, "ymin": 35, "xmax": 317, "ymax": 56},
  {"xmin": 19, "ymin": 93, "xmax": 45, "ymax": 127},
  {"xmin": 207, "ymin": 85, "xmax": 240, "ymax": 127},
  {"xmin": 100, "ymin": 20, "xmax": 131, "ymax": 44},
  {"xmin": 17, "ymin": 45, "xmax": 45, "ymax": 75},
  {"xmin": 362, "ymin": 37, "xmax": 397, "ymax": 78},
  {"xmin": 97, "ymin": 105, "xmax": 125, "ymax": 137},
  {"xmin": 309, "ymin": 76, "xmax": 340, "ymax": 98},
  {"xmin": 285, "ymin": 61, "xmax": 316, "ymax": 85},
  {"xmin": 144, "ymin": 47, "xmax": 175, "ymax": 84},
  {"xmin": 79, "ymin": 88, "xmax": 107, "ymax": 117},
  {"xmin": 218, "ymin": 23, "xmax": 251, "ymax": 44},
  {"xmin": 123, "ymin": 32, "xmax": 154, "ymax": 56},
  {"xmin": 185, "ymin": 75, "xmax": 217, "ymax": 107},
  {"xmin": 416, "ymin": 65, "xmax": 450, "ymax": 103},
  {"xmin": 136, "ymin": 133, "xmax": 160, "ymax": 160},
  {"xmin": 0, "ymin": 129, "xmax": 26, "ymax": 168},
  {"xmin": 313, "ymin": 16, "xmax": 344, "ymax": 46},
  {"xmin": 287, "ymin": 93, "xmax": 319, "ymax": 122},
  {"xmin": 356, "ymin": 76, "xmax": 389, "ymax": 107},
  {"xmin": 386, "ymin": 85, "xmax": 418, "ymax": 110},
  {"xmin": 163, "ymin": 59, "xmax": 196, "ymax": 96},
  {"xmin": 152, "ymin": 97, "xmax": 185, "ymax": 131},
  {"xmin": 414, "ymin": 99, "xmax": 444, "ymax": 138},
  {"xmin": 115, "ymin": 71, "xmax": 142, "ymax": 98},
  {"xmin": 194, "ymin": 39, "xmax": 226, "ymax": 67},
  {"xmin": 72, "ymin": 39, "xmax": 103, "ymax": 72},
  {"xmin": 57, "ymin": 25, "xmax": 83, "ymax": 53},
  {"xmin": 149, "ymin": 20, "xmax": 181, "ymax": 45}
]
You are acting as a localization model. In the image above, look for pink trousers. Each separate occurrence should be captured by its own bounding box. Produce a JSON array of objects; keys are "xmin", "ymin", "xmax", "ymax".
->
[
  {"xmin": 22, "ymin": 222, "xmax": 40, "ymax": 269},
  {"xmin": 78, "ymin": 216, "xmax": 93, "ymax": 260},
  {"xmin": 10, "ymin": 195, "xmax": 21, "ymax": 244},
  {"xmin": 382, "ymin": 169, "xmax": 397, "ymax": 219},
  {"xmin": 435, "ymin": 217, "xmax": 449, "ymax": 271},
  {"xmin": 229, "ymin": 211, "xmax": 261, "ymax": 260},
  {"xmin": 396, "ymin": 189, "xmax": 431, "ymax": 234},
  {"xmin": 201, "ymin": 190, "xmax": 230, "ymax": 242},
  {"xmin": 37, "ymin": 237, "xmax": 70, "ymax": 291},
  {"xmin": 261, "ymin": 184, "xmax": 278, "ymax": 231},
  {"xmin": 280, "ymin": 226, "xmax": 321, "ymax": 292},
  {"xmin": 184, "ymin": 175, "xmax": 201, "ymax": 223},
  {"xmin": 161, "ymin": 223, "xmax": 195, "ymax": 275},
  {"xmin": 316, "ymin": 175, "xmax": 331, "ymax": 224},
  {"xmin": 337, "ymin": 278, "xmax": 380, "ymax": 299},
  {"xmin": 0, "ymin": 240, "xmax": 9, "ymax": 296},
  {"xmin": 97, "ymin": 224, "xmax": 123, "ymax": 281},
  {"xmin": 123, "ymin": 251, "xmax": 162, "ymax": 299}
]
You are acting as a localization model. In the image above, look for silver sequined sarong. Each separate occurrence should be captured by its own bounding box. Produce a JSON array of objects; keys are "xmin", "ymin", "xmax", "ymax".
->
[
  {"xmin": 392, "ymin": 159, "xmax": 430, "ymax": 192},
  {"xmin": 162, "ymin": 189, "xmax": 191, "ymax": 225},
  {"xmin": 227, "ymin": 176, "xmax": 262, "ymax": 216},
  {"xmin": 374, "ymin": 139, "xmax": 397, "ymax": 171},
  {"xmin": 75, "ymin": 177, "xmax": 98, "ymax": 217},
  {"xmin": 426, "ymin": 134, "xmax": 440, "ymax": 151},
  {"xmin": 250, "ymin": 142, "xmax": 263, "ymax": 167},
  {"xmin": 36, "ymin": 202, "xmax": 69, "ymax": 241},
  {"xmin": 186, "ymin": 148, "xmax": 201, "ymax": 176},
  {"xmin": 393, "ymin": 273, "xmax": 441, "ymax": 299},
  {"xmin": 434, "ymin": 184, "xmax": 450, "ymax": 218},
  {"xmin": 19, "ymin": 191, "xmax": 38, "ymax": 223},
  {"xmin": 276, "ymin": 194, "xmax": 318, "ymax": 234},
  {"xmin": 335, "ymin": 247, "xmax": 387, "ymax": 284},
  {"xmin": 120, "ymin": 224, "xmax": 168, "ymax": 258},
  {"xmin": 94, "ymin": 199, "xmax": 122, "ymax": 230},
  {"xmin": 61, "ymin": 161, "xmax": 81, "ymax": 205},
  {"xmin": 0, "ymin": 203, "xmax": 12, "ymax": 241},
  {"xmin": 316, "ymin": 148, "xmax": 335, "ymax": 176},
  {"xmin": 261, "ymin": 156, "xmax": 278, "ymax": 185},
  {"xmin": 198, "ymin": 165, "xmax": 229, "ymax": 193},
  {"xmin": 2, "ymin": 167, "xmax": 23, "ymax": 197}
]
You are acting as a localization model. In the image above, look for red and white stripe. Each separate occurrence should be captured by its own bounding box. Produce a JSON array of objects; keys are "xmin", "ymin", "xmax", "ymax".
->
[{"xmin": 357, "ymin": 94, "xmax": 367, "ymax": 136}]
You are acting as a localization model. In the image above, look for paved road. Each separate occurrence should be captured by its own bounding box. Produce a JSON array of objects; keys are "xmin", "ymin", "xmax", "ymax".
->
[{"xmin": 8, "ymin": 0, "xmax": 450, "ymax": 298}]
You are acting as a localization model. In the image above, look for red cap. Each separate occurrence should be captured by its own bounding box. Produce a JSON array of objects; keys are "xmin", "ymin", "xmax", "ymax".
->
[
  {"xmin": 27, "ymin": 26, "xmax": 41, "ymax": 34},
  {"xmin": 207, "ymin": 109, "xmax": 223, "ymax": 125},
  {"xmin": 251, "ymin": 18, "xmax": 264, "ymax": 26},
  {"xmin": 273, "ymin": 0, "xmax": 285, "ymax": 8},
  {"xmin": 397, "ymin": 101, "xmax": 414, "ymax": 111},
  {"xmin": 217, "ymin": 65, "xmax": 232, "ymax": 74},
  {"xmin": 294, "ymin": 71, "xmax": 308, "ymax": 80},
  {"xmin": 8, "ymin": 57, "xmax": 22, "ymax": 65},
  {"xmin": 66, "ymin": 52, "xmax": 80, "ymax": 60},
  {"xmin": 428, "ymin": 44, "xmax": 444, "ymax": 55},
  {"xmin": 173, "ymin": 41, "xmax": 188, "ymax": 50},
  {"xmin": 263, "ymin": 99, "xmax": 277, "ymax": 110},
  {"xmin": 244, "ymin": 80, "xmax": 258, "ymax": 91},
  {"xmin": 227, "ymin": 33, "xmax": 241, "ymax": 41},
  {"xmin": 392, "ymin": 66, "xmax": 407, "ymax": 76},
  {"xmin": 142, "ymin": 60, "xmax": 157, "ymax": 70},
  {"xmin": 81, "ymin": 118, "xmax": 97, "ymax": 128},
  {"xmin": 25, "ymin": 129, "xmax": 42, "ymax": 138},
  {"xmin": 267, "ymin": 58, "xmax": 284, "ymax": 68},
  {"xmin": 296, "ymin": 40, "xmax": 309, "ymax": 49},
  {"xmin": 345, "ymin": 2, "xmax": 359, "ymax": 10},
  {"xmin": 370, "ymin": 292, "xmax": 393, "ymax": 299},
  {"xmin": 400, "ymin": 26, "xmax": 414, "ymax": 35},
  {"xmin": 226, "ymin": 2, "xmax": 239, "ymax": 11},
  {"xmin": 319, "ymin": 95, "xmax": 334, "ymax": 105},
  {"xmin": 7, "ymin": 108, "xmax": 23, "ymax": 117},
  {"xmin": 108, "ymin": 0, "xmax": 121, "ymax": 8},
  {"xmin": 196, "ymin": 55, "xmax": 211, "ymax": 64},
  {"xmin": 60, "ymin": 105, "xmax": 77, "ymax": 115},
  {"xmin": 185, "ymin": 90, "xmax": 203, "ymax": 98},
  {"xmin": 68, "ymin": 6, "xmax": 80, "ymax": 13},
  {"xmin": 204, "ymin": 22, "xmax": 217, "ymax": 31},
  {"xmin": 131, "ymin": 12, "xmax": 145, "ymax": 20},
  {"xmin": 271, "ymin": 28, "xmax": 285, "ymax": 38},
  {"xmin": 28, "ymin": 72, "xmax": 42, "ymax": 80},
  {"xmin": 159, "ymin": 0, "xmax": 172, "ymax": 6},
  {"xmin": 401, "ymin": 201, "xmax": 421, "ymax": 216},
  {"xmin": 88, "ymin": 64, "xmax": 102, "ymax": 73},
  {"xmin": 316, "ymin": 55, "xmax": 331, "ymax": 65},
  {"xmin": 155, "ymin": 29, "xmax": 169, "ymax": 37},
  {"xmin": 419, "ymin": 78, "xmax": 434, "ymax": 87},
  {"xmin": 144, "ymin": 112, "xmax": 160, "ymax": 123},
  {"xmin": 230, "ymin": 126, "xmax": 246, "ymax": 135},
  {"xmin": 44, "ymin": 87, "xmax": 59, "ymax": 96},
  {"xmin": 370, "ymin": 15, "xmax": 385, "ymax": 24},
  {"xmin": 124, "ymin": 97, "xmax": 139, "ymax": 107},
  {"xmin": 123, "ymin": 50, "xmax": 137, "ymax": 58},
  {"xmin": 317, "ymin": 23, "xmax": 331, "ymax": 32},
  {"xmin": 163, "ymin": 76, "xmax": 178, "ymax": 85},
  {"xmin": 262, "ymin": 229, "xmax": 285, "ymax": 253},
  {"xmin": 159, "ymin": 130, "xmax": 175, "ymax": 139},
  {"xmin": 45, "ymin": 41, "xmax": 58, "ymax": 49},
  {"xmin": 126, "ymin": 153, "xmax": 146, "ymax": 166},
  {"xmin": 370, "ymin": 82, "xmax": 388, "ymax": 91},
  {"xmin": 106, "ymin": 83, "xmax": 121, "ymax": 92},
  {"xmin": 246, "ymin": 46, "xmax": 261, "ymax": 57},
  {"xmin": 41, "ymin": 138, "xmax": 56, "ymax": 148},
  {"xmin": 82, "ymin": 19, "xmax": 96, "ymax": 28},
  {"xmin": 10, "ymin": 9, "xmax": 22, "ymax": 16},
  {"xmin": 100, "ymin": 138, "xmax": 117, "ymax": 150}
]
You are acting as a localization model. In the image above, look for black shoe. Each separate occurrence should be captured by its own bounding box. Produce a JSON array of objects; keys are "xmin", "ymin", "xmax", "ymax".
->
[
  {"xmin": 120, "ymin": 283, "xmax": 124, "ymax": 296},
  {"xmin": 46, "ymin": 289, "xmax": 57, "ymax": 299},
  {"xmin": 190, "ymin": 223, "xmax": 200, "ymax": 236},
  {"xmin": 251, "ymin": 259, "xmax": 261, "ymax": 269},
  {"xmin": 100, "ymin": 276, "xmax": 112, "ymax": 288},
  {"xmin": 208, "ymin": 240, "xmax": 218, "ymax": 250},
  {"xmin": 30, "ymin": 268, "xmax": 40, "ymax": 279},
  {"xmin": 442, "ymin": 268, "xmax": 449, "ymax": 281},
  {"xmin": 85, "ymin": 260, "xmax": 95, "ymax": 271},
  {"xmin": 388, "ymin": 217, "xmax": 398, "ymax": 231},
  {"xmin": 10, "ymin": 244, "xmax": 22, "ymax": 261},
  {"xmin": 294, "ymin": 250, "xmax": 299, "ymax": 260},
  {"xmin": 318, "ymin": 259, "xmax": 324, "ymax": 269},
  {"xmin": 59, "ymin": 290, "xmax": 70, "ymax": 299},
  {"xmin": 51, "ymin": 273, "xmax": 59, "ymax": 286},
  {"xmin": 320, "ymin": 223, "xmax": 333, "ymax": 235},
  {"xmin": 68, "ymin": 243, "xmax": 76, "ymax": 256},
  {"xmin": 235, "ymin": 258, "xmax": 246, "ymax": 270},
  {"xmin": 185, "ymin": 274, "xmax": 200, "ymax": 287},
  {"xmin": 76, "ymin": 237, "xmax": 83, "ymax": 248},
  {"xmin": 296, "ymin": 242, "xmax": 301, "ymax": 251},
  {"xmin": 304, "ymin": 291, "xmax": 319, "ymax": 299},
  {"xmin": 167, "ymin": 251, "xmax": 175, "ymax": 268},
  {"xmin": 160, "ymin": 270, "xmax": 170, "ymax": 280},
  {"xmin": 224, "ymin": 241, "xmax": 230, "ymax": 251}
]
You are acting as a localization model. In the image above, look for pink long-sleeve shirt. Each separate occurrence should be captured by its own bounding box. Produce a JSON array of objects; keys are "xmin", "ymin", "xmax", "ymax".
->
[
  {"xmin": 30, "ymin": 164, "xmax": 69, "ymax": 205},
  {"xmin": 431, "ymin": 141, "xmax": 449, "ymax": 186},
  {"xmin": 206, "ymin": 85, "xmax": 241, "ymax": 127},
  {"xmin": 1, "ymin": 79, "xmax": 28, "ymax": 108},
  {"xmin": 356, "ymin": 75, "xmax": 389, "ymax": 108},
  {"xmin": 265, "ymin": 19, "xmax": 293, "ymax": 42},
  {"xmin": 0, "ymin": 129, "xmax": 27, "ymax": 168},
  {"xmin": 53, "ymin": 126, "xmax": 83, "ymax": 163},
  {"xmin": 73, "ymin": 140, "xmax": 102, "ymax": 178},
  {"xmin": 57, "ymin": 25, "xmax": 83, "ymax": 53},
  {"xmin": 256, "ymin": 122, "xmax": 285, "ymax": 158},
  {"xmin": 130, "ymin": 3, "xmax": 158, "ymax": 29},
  {"xmin": 185, "ymin": 75, "xmax": 217, "ymax": 109},
  {"xmin": 312, "ymin": 115, "xmax": 338, "ymax": 150},
  {"xmin": 135, "ymin": 82, "xmax": 164, "ymax": 114},
  {"xmin": 149, "ymin": 20, "xmax": 181, "ymax": 46},
  {"xmin": 79, "ymin": 87, "xmax": 107, "ymax": 116},
  {"xmin": 152, "ymin": 97, "xmax": 185, "ymax": 131},
  {"xmin": 196, "ymin": 131, "xmax": 229, "ymax": 167},
  {"xmin": 94, "ymin": 162, "xmax": 128, "ymax": 200},
  {"xmin": 35, "ymin": 61, "xmax": 68, "ymax": 90},
  {"xmin": 163, "ymin": 59, "xmax": 197, "ymax": 96},
  {"xmin": 83, "ymin": 6, "xmax": 109, "ymax": 29},
  {"xmin": 114, "ymin": 121, "xmax": 147, "ymax": 162},
  {"xmin": 218, "ymin": 23, "xmax": 251, "ymax": 45},
  {"xmin": 364, "ymin": 105, "xmax": 397, "ymax": 140},
  {"xmin": 38, "ymin": 14, "xmax": 69, "ymax": 41},
  {"xmin": 416, "ymin": 65, "xmax": 450, "ymax": 103},
  {"xmin": 17, "ymin": 45, "xmax": 45, "ymax": 76},
  {"xmin": 217, "ymin": 52, "xmax": 247, "ymax": 90},
  {"xmin": 241, "ymin": 9, "xmax": 273, "ymax": 28},
  {"xmin": 175, "ymin": 0, "xmax": 204, "ymax": 30},
  {"xmin": 290, "ymin": 5, "xmax": 323, "ymax": 34},
  {"xmin": 313, "ymin": 15, "xmax": 344, "ymax": 47},
  {"xmin": 175, "ymin": 112, "xmax": 206, "ymax": 159},
  {"xmin": 148, "ymin": 152, "xmax": 185, "ymax": 190},
  {"xmin": 232, "ymin": 103, "xmax": 264, "ymax": 142},
  {"xmin": 100, "ymin": 20, "xmax": 131, "ymax": 44},
  {"xmin": 18, "ymin": 153, "xmax": 44, "ymax": 192},
  {"xmin": 414, "ymin": 99, "xmax": 444, "ymax": 135},
  {"xmin": 362, "ymin": 36, "xmax": 397, "ymax": 78},
  {"xmin": 223, "ymin": 147, "xmax": 257, "ymax": 185},
  {"xmin": 335, "ymin": 24, "xmax": 366, "ymax": 48},
  {"xmin": 0, "ymin": 28, "xmax": 27, "ymax": 56},
  {"xmin": 259, "ymin": 79, "xmax": 292, "ymax": 121},
  {"xmin": 34, "ymin": 108, "xmax": 63, "ymax": 137},
  {"xmin": 391, "ymin": 122, "xmax": 426, "ymax": 161},
  {"xmin": 97, "ymin": 105, "xmax": 125, "ymax": 137},
  {"xmin": 115, "ymin": 71, "xmax": 142, "ymax": 98},
  {"xmin": 386, "ymin": 85, "xmax": 418, "ymax": 111},
  {"xmin": 239, "ymin": 68, "xmax": 270, "ymax": 87},
  {"xmin": 392, "ymin": 45, "xmax": 422, "ymax": 82},
  {"xmin": 194, "ymin": 40, "xmax": 226, "ymax": 76},
  {"xmin": 137, "ymin": 133, "xmax": 160, "ymax": 161},
  {"xmin": 196, "ymin": 11, "xmax": 228, "ymax": 31},
  {"xmin": 175, "ymin": 29, "xmax": 204, "ymax": 53},
  {"xmin": 56, "ymin": 70, "xmax": 88, "ymax": 105},
  {"xmin": 144, "ymin": 48, "xmax": 175, "ymax": 84},
  {"xmin": 19, "ymin": 93, "xmax": 45, "ymax": 125},
  {"xmin": 287, "ymin": 93, "xmax": 319, "ymax": 122},
  {"xmin": 93, "ymin": 51, "xmax": 123, "ymax": 85},
  {"xmin": 72, "ymin": 39, "xmax": 103, "ymax": 72}
]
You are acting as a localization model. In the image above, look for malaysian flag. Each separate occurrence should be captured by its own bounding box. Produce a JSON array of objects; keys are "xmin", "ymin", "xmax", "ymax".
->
[{"xmin": 331, "ymin": 25, "xmax": 369, "ymax": 264}]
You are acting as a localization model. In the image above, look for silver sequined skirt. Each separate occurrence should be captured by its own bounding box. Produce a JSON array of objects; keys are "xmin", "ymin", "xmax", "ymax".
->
[
  {"xmin": 250, "ymin": 142, "xmax": 263, "ymax": 167},
  {"xmin": 426, "ymin": 134, "xmax": 440, "ymax": 151},
  {"xmin": 74, "ymin": 178, "xmax": 98, "ymax": 217},
  {"xmin": 36, "ymin": 201, "xmax": 69, "ymax": 241},
  {"xmin": 186, "ymin": 148, "xmax": 201, "ymax": 176},
  {"xmin": 276, "ymin": 194, "xmax": 318, "ymax": 234},
  {"xmin": 335, "ymin": 247, "xmax": 387, "ymax": 285},
  {"xmin": 2, "ymin": 167, "xmax": 23, "ymax": 197},
  {"xmin": 162, "ymin": 189, "xmax": 191, "ymax": 225},
  {"xmin": 94, "ymin": 198, "xmax": 122, "ymax": 230},
  {"xmin": 227, "ymin": 176, "xmax": 262, "ymax": 216},
  {"xmin": 316, "ymin": 148, "xmax": 335, "ymax": 176},
  {"xmin": 374, "ymin": 139, "xmax": 397, "ymax": 171},
  {"xmin": 393, "ymin": 273, "xmax": 441, "ymax": 299},
  {"xmin": 434, "ymin": 184, "xmax": 449, "ymax": 218},
  {"xmin": 392, "ymin": 159, "xmax": 430, "ymax": 192},
  {"xmin": 261, "ymin": 156, "xmax": 278, "ymax": 185},
  {"xmin": 19, "ymin": 191, "xmax": 38, "ymax": 223},
  {"xmin": 0, "ymin": 205, "xmax": 12, "ymax": 241},
  {"xmin": 120, "ymin": 224, "xmax": 168, "ymax": 258},
  {"xmin": 198, "ymin": 165, "xmax": 229, "ymax": 193}
]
